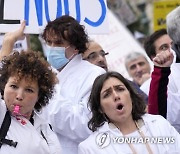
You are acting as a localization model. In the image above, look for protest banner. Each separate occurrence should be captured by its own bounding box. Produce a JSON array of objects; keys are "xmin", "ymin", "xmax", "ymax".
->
[
  {"xmin": 153, "ymin": 0, "xmax": 180, "ymax": 31},
  {"xmin": 0, "ymin": 0, "xmax": 109, "ymax": 34},
  {"xmin": 0, "ymin": 33, "xmax": 27, "ymax": 52}
]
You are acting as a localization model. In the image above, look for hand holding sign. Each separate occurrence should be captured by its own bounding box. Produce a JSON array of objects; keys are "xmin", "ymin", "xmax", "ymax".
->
[
  {"xmin": 4, "ymin": 20, "xmax": 26, "ymax": 42},
  {"xmin": 0, "ymin": 21, "xmax": 27, "ymax": 60}
]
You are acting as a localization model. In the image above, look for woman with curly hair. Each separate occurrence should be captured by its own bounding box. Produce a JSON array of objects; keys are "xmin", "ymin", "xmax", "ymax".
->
[
  {"xmin": 0, "ymin": 50, "xmax": 61, "ymax": 154},
  {"xmin": 0, "ymin": 16, "xmax": 105, "ymax": 154},
  {"xmin": 78, "ymin": 71, "xmax": 180, "ymax": 154}
]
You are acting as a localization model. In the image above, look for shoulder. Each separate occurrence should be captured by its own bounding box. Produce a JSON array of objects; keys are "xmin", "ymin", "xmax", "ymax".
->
[
  {"xmin": 63, "ymin": 54, "xmax": 105, "ymax": 76},
  {"xmin": 77, "ymin": 59, "xmax": 106, "ymax": 81},
  {"xmin": 143, "ymin": 113, "xmax": 166, "ymax": 121},
  {"xmin": 80, "ymin": 132, "xmax": 97, "ymax": 144},
  {"xmin": 81, "ymin": 59, "xmax": 105, "ymax": 73},
  {"xmin": 0, "ymin": 98, "xmax": 6, "ymax": 109},
  {"xmin": 79, "ymin": 122, "xmax": 111, "ymax": 148},
  {"xmin": 78, "ymin": 130, "xmax": 99, "ymax": 153},
  {"xmin": 33, "ymin": 112, "xmax": 51, "ymax": 129},
  {"xmin": 140, "ymin": 78, "xmax": 151, "ymax": 95},
  {"xmin": 142, "ymin": 114, "xmax": 180, "ymax": 139},
  {"xmin": 142, "ymin": 114, "xmax": 170, "ymax": 126},
  {"xmin": 0, "ymin": 99, "xmax": 7, "ymax": 124}
]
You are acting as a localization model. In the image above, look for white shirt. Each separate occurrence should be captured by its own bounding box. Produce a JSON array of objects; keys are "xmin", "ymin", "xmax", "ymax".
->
[
  {"xmin": 167, "ymin": 62, "xmax": 180, "ymax": 133},
  {"xmin": 0, "ymin": 99, "xmax": 61, "ymax": 154},
  {"xmin": 78, "ymin": 114, "xmax": 180, "ymax": 154},
  {"xmin": 140, "ymin": 78, "xmax": 151, "ymax": 96},
  {"xmin": 43, "ymin": 54, "xmax": 106, "ymax": 154}
]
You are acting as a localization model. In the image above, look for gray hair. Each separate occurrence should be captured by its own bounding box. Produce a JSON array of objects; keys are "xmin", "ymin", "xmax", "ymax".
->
[
  {"xmin": 166, "ymin": 6, "xmax": 180, "ymax": 44},
  {"xmin": 124, "ymin": 52, "xmax": 148, "ymax": 69}
]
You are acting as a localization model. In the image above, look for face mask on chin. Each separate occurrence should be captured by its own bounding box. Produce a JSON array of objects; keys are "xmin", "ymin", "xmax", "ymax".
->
[{"xmin": 45, "ymin": 45, "xmax": 70, "ymax": 69}]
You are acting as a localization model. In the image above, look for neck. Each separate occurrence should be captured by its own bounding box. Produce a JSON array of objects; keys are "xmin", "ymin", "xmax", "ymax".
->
[
  {"xmin": 69, "ymin": 53, "xmax": 77, "ymax": 60},
  {"xmin": 114, "ymin": 117, "xmax": 137, "ymax": 135}
]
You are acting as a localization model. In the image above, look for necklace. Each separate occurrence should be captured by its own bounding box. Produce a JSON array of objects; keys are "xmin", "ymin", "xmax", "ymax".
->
[
  {"xmin": 134, "ymin": 120, "xmax": 153, "ymax": 154},
  {"xmin": 115, "ymin": 120, "xmax": 153, "ymax": 154}
]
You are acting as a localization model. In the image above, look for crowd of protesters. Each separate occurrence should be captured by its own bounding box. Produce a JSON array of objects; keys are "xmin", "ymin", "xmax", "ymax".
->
[{"xmin": 0, "ymin": 6, "xmax": 180, "ymax": 154}]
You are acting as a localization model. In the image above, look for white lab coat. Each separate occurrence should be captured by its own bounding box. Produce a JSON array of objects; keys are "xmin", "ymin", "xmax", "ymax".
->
[
  {"xmin": 45, "ymin": 54, "xmax": 106, "ymax": 154},
  {"xmin": 78, "ymin": 114, "xmax": 180, "ymax": 154},
  {"xmin": 141, "ymin": 50, "xmax": 180, "ymax": 133},
  {"xmin": 140, "ymin": 78, "xmax": 151, "ymax": 96},
  {"xmin": 167, "ymin": 62, "xmax": 180, "ymax": 133},
  {"xmin": 0, "ymin": 99, "xmax": 61, "ymax": 154}
]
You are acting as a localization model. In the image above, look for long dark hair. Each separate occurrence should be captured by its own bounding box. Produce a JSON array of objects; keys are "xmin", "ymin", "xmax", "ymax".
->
[{"xmin": 88, "ymin": 71, "xmax": 146, "ymax": 132}]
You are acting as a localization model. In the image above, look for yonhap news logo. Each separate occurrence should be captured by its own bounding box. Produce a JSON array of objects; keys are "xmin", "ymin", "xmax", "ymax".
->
[
  {"xmin": 96, "ymin": 132, "xmax": 175, "ymax": 148},
  {"xmin": 96, "ymin": 132, "xmax": 111, "ymax": 148}
]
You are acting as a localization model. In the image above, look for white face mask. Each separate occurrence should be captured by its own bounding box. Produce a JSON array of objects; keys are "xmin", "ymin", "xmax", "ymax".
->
[{"xmin": 45, "ymin": 45, "xmax": 69, "ymax": 69}]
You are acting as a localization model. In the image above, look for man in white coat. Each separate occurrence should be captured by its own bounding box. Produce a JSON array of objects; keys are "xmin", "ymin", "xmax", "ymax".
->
[
  {"xmin": 82, "ymin": 40, "xmax": 109, "ymax": 71},
  {"xmin": 0, "ymin": 16, "xmax": 105, "ymax": 154},
  {"xmin": 144, "ymin": 6, "xmax": 180, "ymax": 132},
  {"xmin": 41, "ymin": 15, "xmax": 106, "ymax": 154}
]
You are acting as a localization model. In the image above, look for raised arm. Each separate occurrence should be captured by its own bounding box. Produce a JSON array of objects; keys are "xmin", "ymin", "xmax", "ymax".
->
[
  {"xmin": 0, "ymin": 21, "xmax": 26, "ymax": 61},
  {"xmin": 148, "ymin": 50, "xmax": 173, "ymax": 118}
]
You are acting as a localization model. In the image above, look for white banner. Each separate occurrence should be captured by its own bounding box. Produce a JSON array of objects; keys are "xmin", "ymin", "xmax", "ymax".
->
[
  {"xmin": 0, "ymin": 34, "xmax": 27, "ymax": 52},
  {"xmin": 0, "ymin": 0, "xmax": 109, "ymax": 34}
]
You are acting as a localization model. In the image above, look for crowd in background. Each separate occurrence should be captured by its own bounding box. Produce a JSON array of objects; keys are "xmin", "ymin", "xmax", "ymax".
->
[{"xmin": 0, "ymin": 2, "xmax": 180, "ymax": 154}]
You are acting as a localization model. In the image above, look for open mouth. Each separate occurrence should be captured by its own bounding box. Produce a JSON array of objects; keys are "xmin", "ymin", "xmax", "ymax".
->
[{"xmin": 116, "ymin": 104, "xmax": 123, "ymax": 110}]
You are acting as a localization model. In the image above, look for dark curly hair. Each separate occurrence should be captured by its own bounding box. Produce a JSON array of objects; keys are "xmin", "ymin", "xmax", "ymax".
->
[
  {"xmin": 144, "ymin": 28, "xmax": 167, "ymax": 60},
  {"xmin": 42, "ymin": 15, "xmax": 89, "ymax": 53},
  {"xmin": 88, "ymin": 71, "xmax": 146, "ymax": 132},
  {"xmin": 0, "ymin": 50, "xmax": 58, "ymax": 112}
]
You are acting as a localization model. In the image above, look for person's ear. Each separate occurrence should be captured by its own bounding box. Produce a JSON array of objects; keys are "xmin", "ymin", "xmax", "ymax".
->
[{"xmin": 74, "ymin": 48, "xmax": 79, "ymax": 54}]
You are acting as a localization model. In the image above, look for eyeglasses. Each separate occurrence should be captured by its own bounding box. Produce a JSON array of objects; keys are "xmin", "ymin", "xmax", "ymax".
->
[{"xmin": 83, "ymin": 50, "xmax": 109, "ymax": 61}]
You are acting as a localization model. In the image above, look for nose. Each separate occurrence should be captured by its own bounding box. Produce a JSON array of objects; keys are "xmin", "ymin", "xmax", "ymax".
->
[
  {"xmin": 97, "ymin": 54, "xmax": 105, "ymax": 62},
  {"xmin": 16, "ymin": 90, "xmax": 24, "ymax": 101},
  {"xmin": 112, "ymin": 89, "xmax": 120, "ymax": 101},
  {"xmin": 136, "ymin": 64, "xmax": 142, "ymax": 72}
]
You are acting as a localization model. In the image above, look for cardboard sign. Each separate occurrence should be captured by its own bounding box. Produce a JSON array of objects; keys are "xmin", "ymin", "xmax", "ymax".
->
[
  {"xmin": 0, "ymin": 0, "xmax": 109, "ymax": 34},
  {"xmin": 153, "ymin": 0, "xmax": 180, "ymax": 31}
]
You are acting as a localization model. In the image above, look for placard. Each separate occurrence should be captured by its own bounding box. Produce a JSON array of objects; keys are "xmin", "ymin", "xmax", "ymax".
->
[
  {"xmin": 154, "ymin": 0, "xmax": 180, "ymax": 31},
  {"xmin": 0, "ymin": 0, "xmax": 109, "ymax": 34}
]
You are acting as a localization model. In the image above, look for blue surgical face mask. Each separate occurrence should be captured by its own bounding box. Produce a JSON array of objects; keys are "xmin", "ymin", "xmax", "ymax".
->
[{"xmin": 46, "ymin": 45, "xmax": 69, "ymax": 69}]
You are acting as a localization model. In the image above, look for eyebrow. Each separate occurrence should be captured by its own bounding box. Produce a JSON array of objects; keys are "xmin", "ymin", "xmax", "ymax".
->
[
  {"xmin": 158, "ymin": 42, "xmax": 173, "ymax": 49},
  {"xmin": 159, "ymin": 43, "xmax": 168, "ymax": 48},
  {"xmin": 101, "ymin": 85, "xmax": 124, "ymax": 94},
  {"xmin": 9, "ymin": 80, "xmax": 37, "ymax": 89},
  {"xmin": 101, "ymin": 87, "xmax": 111, "ymax": 95},
  {"xmin": 129, "ymin": 64, "xmax": 136, "ymax": 70},
  {"xmin": 88, "ymin": 51, "xmax": 96, "ymax": 56},
  {"xmin": 88, "ymin": 50, "xmax": 108, "ymax": 56}
]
